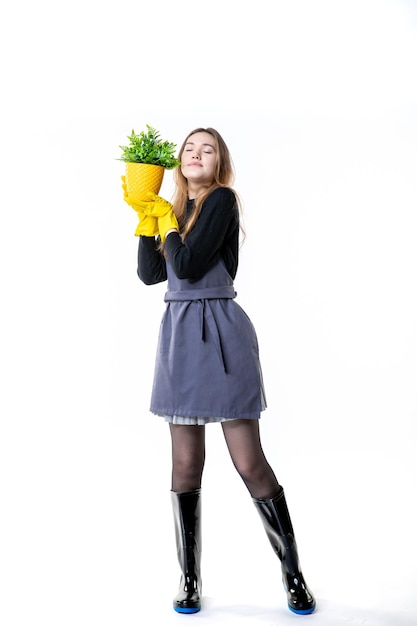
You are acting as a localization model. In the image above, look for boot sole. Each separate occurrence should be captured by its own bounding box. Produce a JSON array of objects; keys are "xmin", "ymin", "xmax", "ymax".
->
[
  {"xmin": 174, "ymin": 606, "xmax": 201, "ymax": 614},
  {"xmin": 288, "ymin": 604, "xmax": 316, "ymax": 615}
]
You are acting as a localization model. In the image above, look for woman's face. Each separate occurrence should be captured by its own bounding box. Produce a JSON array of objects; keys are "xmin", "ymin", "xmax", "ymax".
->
[{"xmin": 181, "ymin": 132, "xmax": 217, "ymax": 187}]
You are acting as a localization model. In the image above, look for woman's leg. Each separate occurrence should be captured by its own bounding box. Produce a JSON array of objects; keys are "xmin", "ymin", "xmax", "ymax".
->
[
  {"xmin": 222, "ymin": 419, "xmax": 316, "ymax": 615},
  {"xmin": 221, "ymin": 418, "xmax": 280, "ymax": 498},
  {"xmin": 169, "ymin": 425, "xmax": 205, "ymax": 613},
  {"xmin": 169, "ymin": 423, "xmax": 205, "ymax": 493}
]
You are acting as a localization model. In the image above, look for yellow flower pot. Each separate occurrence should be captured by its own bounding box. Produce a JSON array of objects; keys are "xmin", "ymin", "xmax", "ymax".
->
[{"xmin": 125, "ymin": 162, "xmax": 164, "ymax": 202}]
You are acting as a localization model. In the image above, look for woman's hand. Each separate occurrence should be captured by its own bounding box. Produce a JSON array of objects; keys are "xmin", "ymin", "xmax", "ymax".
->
[
  {"xmin": 136, "ymin": 192, "xmax": 179, "ymax": 242},
  {"xmin": 121, "ymin": 176, "xmax": 159, "ymax": 237}
]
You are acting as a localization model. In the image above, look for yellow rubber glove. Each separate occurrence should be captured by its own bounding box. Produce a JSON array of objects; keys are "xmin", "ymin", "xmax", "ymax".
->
[
  {"xmin": 134, "ymin": 212, "xmax": 160, "ymax": 237},
  {"xmin": 121, "ymin": 176, "xmax": 159, "ymax": 237},
  {"xmin": 121, "ymin": 175, "xmax": 133, "ymax": 205},
  {"xmin": 134, "ymin": 192, "xmax": 179, "ymax": 242},
  {"xmin": 157, "ymin": 213, "xmax": 179, "ymax": 242}
]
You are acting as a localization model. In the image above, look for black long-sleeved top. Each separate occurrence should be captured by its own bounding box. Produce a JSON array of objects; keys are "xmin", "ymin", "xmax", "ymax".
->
[{"xmin": 137, "ymin": 187, "xmax": 239, "ymax": 285}]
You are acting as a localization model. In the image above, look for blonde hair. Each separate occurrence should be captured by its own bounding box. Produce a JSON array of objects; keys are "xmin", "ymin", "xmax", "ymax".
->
[{"xmin": 171, "ymin": 128, "xmax": 243, "ymax": 240}]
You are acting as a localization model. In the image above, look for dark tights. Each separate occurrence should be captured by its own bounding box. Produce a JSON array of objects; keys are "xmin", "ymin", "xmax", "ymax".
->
[{"xmin": 169, "ymin": 419, "xmax": 280, "ymax": 499}]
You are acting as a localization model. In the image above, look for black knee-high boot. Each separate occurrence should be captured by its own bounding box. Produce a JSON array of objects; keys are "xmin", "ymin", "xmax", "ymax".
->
[
  {"xmin": 253, "ymin": 487, "xmax": 316, "ymax": 615},
  {"xmin": 171, "ymin": 489, "xmax": 202, "ymax": 614}
]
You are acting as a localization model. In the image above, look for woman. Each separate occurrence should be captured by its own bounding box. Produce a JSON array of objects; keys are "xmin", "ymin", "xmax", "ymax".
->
[{"xmin": 123, "ymin": 128, "xmax": 316, "ymax": 616}]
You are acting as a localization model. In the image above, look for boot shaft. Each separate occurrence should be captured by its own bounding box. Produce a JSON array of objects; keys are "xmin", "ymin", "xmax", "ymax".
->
[
  {"xmin": 253, "ymin": 488, "xmax": 298, "ymax": 569},
  {"xmin": 171, "ymin": 489, "xmax": 202, "ymax": 577}
]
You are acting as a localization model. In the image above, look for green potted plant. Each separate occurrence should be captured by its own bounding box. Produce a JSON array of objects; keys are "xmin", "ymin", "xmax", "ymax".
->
[{"xmin": 119, "ymin": 125, "xmax": 180, "ymax": 202}]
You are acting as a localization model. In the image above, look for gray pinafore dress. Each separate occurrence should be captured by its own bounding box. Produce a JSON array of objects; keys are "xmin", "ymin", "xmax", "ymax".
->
[{"xmin": 150, "ymin": 253, "xmax": 266, "ymax": 424}]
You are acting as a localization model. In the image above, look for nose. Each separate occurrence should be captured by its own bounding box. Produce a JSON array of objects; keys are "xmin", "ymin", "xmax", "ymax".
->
[{"xmin": 192, "ymin": 153, "xmax": 200, "ymax": 160}]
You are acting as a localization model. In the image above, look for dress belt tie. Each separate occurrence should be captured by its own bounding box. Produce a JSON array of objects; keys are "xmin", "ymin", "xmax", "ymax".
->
[{"xmin": 197, "ymin": 299, "xmax": 227, "ymax": 373}]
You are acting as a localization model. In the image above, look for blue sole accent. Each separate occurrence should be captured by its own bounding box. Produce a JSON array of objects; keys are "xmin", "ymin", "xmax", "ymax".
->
[
  {"xmin": 288, "ymin": 604, "xmax": 316, "ymax": 615},
  {"xmin": 174, "ymin": 606, "xmax": 201, "ymax": 614}
]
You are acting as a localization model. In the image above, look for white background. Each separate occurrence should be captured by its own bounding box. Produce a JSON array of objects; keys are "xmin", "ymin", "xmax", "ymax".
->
[{"xmin": 1, "ymin": 1, "xmax": 417, "ymax": 624}]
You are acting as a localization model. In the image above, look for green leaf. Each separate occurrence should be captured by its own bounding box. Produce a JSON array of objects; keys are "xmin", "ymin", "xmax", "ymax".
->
[{"xmin": 118, "ymin": 124, "xmax": 180, "ymax": 169}]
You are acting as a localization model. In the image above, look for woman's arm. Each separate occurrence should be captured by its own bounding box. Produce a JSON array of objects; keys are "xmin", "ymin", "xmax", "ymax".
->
[
  {"xmin": 164, "ymin": 187, "xmax": 238, "ymax": 280},
  {"xmin": 137, "ymin": 236, "xmax": 167, "ymax": 285}
]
